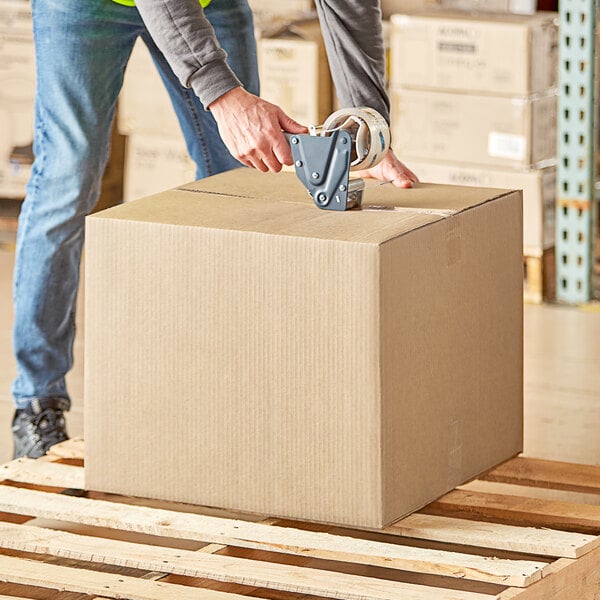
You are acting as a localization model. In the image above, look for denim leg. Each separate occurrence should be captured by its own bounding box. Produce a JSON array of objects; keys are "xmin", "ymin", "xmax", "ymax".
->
[
  {"xmin": 12, "ymin": 0, "xmax": 143, "ymax": 408},
  {"xmin": 143, "ymin": 0, "xmax": 259, "ymax": 179}
]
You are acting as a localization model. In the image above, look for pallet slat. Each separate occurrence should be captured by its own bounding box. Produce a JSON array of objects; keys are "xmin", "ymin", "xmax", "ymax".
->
[
  {"xmin": 0, "ymin": 554, "xmax": 496, "ymax": 600},
  {"xmin": 0, "ymin": 486, "xmax": 547, "ymax": 587},
  {"xmin": 0, "ymin": 458, "xmax": 84, "ymax": 489},
  {"xmin": 0, "ymin": 521, "xmax": 440, "ymax": 600},
  {"xmin": 386, "ymin": 513, "xmax": 598, "ymax": 559},
  {"xmin": 46, "ymin": 437, "xmax": 85, "ymax": 461},
  {"xmin": 483, "ymin": 458, "xmax": 600, "ymax": 495},
  {"xmin": 0, "ymin": 554, "xmax": 254, "ymax": 600},
  {"xmin": 428, "ymin": 490, "xmax": 600, "ymax": 534}
]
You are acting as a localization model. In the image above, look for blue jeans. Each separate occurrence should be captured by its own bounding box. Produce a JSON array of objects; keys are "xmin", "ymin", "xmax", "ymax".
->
[{"xmin": 12, "ymin": 0, "xmax": 259, "ymax": 409}]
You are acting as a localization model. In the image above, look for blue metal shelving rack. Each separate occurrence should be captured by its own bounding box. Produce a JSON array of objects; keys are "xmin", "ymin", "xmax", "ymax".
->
[{"xmin": 556, "ymin": 0, "xmax": 598, "ymax": 303}]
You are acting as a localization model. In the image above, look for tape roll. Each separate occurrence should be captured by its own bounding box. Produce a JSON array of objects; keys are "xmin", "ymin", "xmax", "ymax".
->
[{"xmin": 321, "ymin": 107, "xmax": 390, "ymax": 171}]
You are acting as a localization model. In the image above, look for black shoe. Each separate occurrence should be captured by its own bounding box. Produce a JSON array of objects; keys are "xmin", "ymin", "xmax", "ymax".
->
[{"xmin": 12, "ymin": 398, "xmax": 69, "ymax": 459}]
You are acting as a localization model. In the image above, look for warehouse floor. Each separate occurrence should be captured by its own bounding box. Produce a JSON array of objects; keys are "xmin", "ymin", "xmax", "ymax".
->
[{"xmin": 0, "ymin": 241, "xmax": 599, "ymax": 466}]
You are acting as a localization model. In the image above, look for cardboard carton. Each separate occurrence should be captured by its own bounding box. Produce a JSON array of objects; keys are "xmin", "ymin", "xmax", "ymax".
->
[
  {"xmin": 85, "ymin": 169, "xmax": 523, "ymax": 528},
  {"xmin": 123, "ymin": 133, "xmax": 196, "ymax": 202},
  {"xmin": 390, "ymin": 11, "xmax": 558, "ymax": 95},
  {"xmin": 258, "ymin": 21, "xmax": 332, "ymax": 126},
  {"xmin": 381, "ymin": 0, "xmax": 440, "ymax": 19},
  {"xmin": 118, "ymin": 40, "xmax": 181, "ymax": 137},
  {"xmin": 405, "ymin": 160, "xmax": 555, "ymax": 255},
  {"xmin": 0, "ymin": 1, "xmax": 35, "ymax": 199},
  {"xmin": 250, "ymin": 0, "xmax": 315, "ymax": 33},
  {"xmin": 440, "ymin": 0, "xmax": 536, "ymax": 14},
  {"xmin": 391, "ymin": 88, "xmax": 557, "ymax": 169}
]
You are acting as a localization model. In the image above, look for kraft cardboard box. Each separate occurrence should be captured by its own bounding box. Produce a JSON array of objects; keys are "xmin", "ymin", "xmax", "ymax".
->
[
  {"xmin": 440, "ymin": 0, "xmax": 536, "ymax": 14},
  {"xmin": 84, "ymin": 169, "xmax": 523, "ymax": 529},
  {"xmin": 250, "ymin": 0, "xmax": 315, "ymax": 33},
  {"xmin": 390, "ymin": 11, "xmax": 558, "ymax": 95},
  {"xmin": 391, "ymin": 88, "xmax": 557, "ymax": 169},
  {"xmin": 118, "ymin": 40, "xmax": 181, "ymax": 137},
  {"xmin": 258, "ymin": 21, "xmax": 332, "ymax": 126},
  {"xmin": 380, "ymin": 0, "xmax": 440, "ymax": 19},
  {"xmin": 0, "ymin": 0, "xmax": 35, "ymax": 199},
  {"xmin": 405, "ymin": 160, "xmax": 555, "ymax": 255},
  {"xmin": 123, "ymin": 133, "xmax": 196, "ymax": 202}
]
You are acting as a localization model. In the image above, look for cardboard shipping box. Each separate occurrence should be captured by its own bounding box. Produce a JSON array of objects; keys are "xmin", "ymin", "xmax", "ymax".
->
[
  {"xmin": 405, "ymin": 160, "xmax": 555, "ymax": 255},
  {"xmin": 118, "ymin": 40, "xmax": 181, "ymax": 137},
  {"xmin": 0, "ymin": 0, "xmax": 35, "ymax": 199},
  {"xmin": 123, "ymin": 133, "xmax": 196, "ymax": 202},
  {"xmin": 85, "ymin": 169, "xmax": 523, "ymax": 529},
  {"xmin": 391, "ymin": 88, "xmax": 557, "ymax": 169},
  {"xmin": 258, "ymin": 21, "xmax": 332, "ymax": 126},
  {"xmin": 440, "ymin": 0, "xmax": 536, "ymax": 14},
  {"xmin": 250, "ymin": 0, "xmax": 315, "ymax": 33},
  {"xmin": 390, "ymin": 11, "xmax": 558, "ymax": 95},
  {"xmin": 380, "ymin": 0, "xmax": 440, "ymax": 19}
]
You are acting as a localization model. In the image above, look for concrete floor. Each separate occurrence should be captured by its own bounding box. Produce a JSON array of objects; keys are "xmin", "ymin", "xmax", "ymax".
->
[{"xmin": 0, "ymin": 241, "xmax": 599, "ymax": 465}]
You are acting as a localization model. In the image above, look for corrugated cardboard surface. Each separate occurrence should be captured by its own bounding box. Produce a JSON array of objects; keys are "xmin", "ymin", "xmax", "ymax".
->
[
  {"xmin": 390, "ymin": 11, "xmax": 557, "ymax": 95},
  {"xmin": 85, "ymin": 169, "xmax": 523, "ymax": 528},
  {"xmin": 405, "ymin": 159, "xmax": 555, "ymax": 254},
  {"xmin": 379, "ymin": 194, "xmax": 523, "ymax": 523},
  {"xmin": 391, "ymin": 88, "xmax": 557, "ymax": 169}
]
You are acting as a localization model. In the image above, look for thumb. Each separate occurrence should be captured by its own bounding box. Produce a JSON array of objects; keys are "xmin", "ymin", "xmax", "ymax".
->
[{"xmin": 278, "ymin": 110, "xmax": 308, "ymax": 134}]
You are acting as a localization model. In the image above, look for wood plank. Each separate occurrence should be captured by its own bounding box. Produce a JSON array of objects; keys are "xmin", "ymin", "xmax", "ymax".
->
[
  {"xmin": 460, "ymin": 479, "xmax": 600, "ymax": 507},
  {"xmin": 0, "ymin": 486, "xmax": 547, "ymax": 587},
  {"xmin": 0, "ymin": 458, "xmax": 83, "ymax": 489},
  {"xmin": 46, "ymin": 437, "xmax": 84, "ymax": 461},
  {"xmin": 483, "ymin": 457, "xmax": 600, "ymax": 495},
  {"xmin": 0, "ymin": 554, "xmax": 253, "ymax": 600},
  {"xmin": 494, "ymin": 546, "xmax": 600, "ymax": 599},
  {"xmin": 386, "ymin": 513, "xmax": 599, "ymax": 559},
  {"xmin": 427, "ymin": 489, "xmax": 600, "ymax": 534},
  {"xmin": 0, "ymin": 521, "xmax": 490, "ymax": 600}
]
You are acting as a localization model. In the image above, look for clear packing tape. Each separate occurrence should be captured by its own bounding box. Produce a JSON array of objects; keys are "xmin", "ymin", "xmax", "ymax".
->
[{"xmin": 311, "ymin": 107, "xmax": 391, "ymax": 171}]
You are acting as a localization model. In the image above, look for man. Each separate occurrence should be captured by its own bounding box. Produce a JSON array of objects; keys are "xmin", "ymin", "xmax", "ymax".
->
[{"xmin": 12, "ymin": 0, "xmax": 417, "ymax": 458}]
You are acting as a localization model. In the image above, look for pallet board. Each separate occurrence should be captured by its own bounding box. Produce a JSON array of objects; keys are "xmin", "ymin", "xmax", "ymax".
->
[{"xmin": 0, "ymin": 439, "xmax": 598, "ymax": 599}]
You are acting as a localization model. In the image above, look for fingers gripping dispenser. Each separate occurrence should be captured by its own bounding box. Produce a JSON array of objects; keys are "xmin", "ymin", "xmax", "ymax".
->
[{"xmin": 288, "ymin": 107, "xmax": 391, "ymax": 211}]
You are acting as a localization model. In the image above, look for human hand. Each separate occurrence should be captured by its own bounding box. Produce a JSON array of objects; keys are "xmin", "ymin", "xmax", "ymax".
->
[
  {"xmin": 353, "ymin": 148, "xmax": 419, "ymax": 188},
  {"xmin": 209, "ymin": 87, "xmax": 308, "ymax": 172}
]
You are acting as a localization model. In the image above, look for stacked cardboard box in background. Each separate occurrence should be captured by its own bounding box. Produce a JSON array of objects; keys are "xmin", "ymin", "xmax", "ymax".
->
[
  {"xmin": 248, "ymin": 0, "xmax": 315, "ymax": 34},
  {"xmin": 390, "ymin": 10, "xmax": 559, "ymax": 266},
  {"xmin": 380, "ymin": 0, "xmax": 441, "ymax": 19},
  {"xmin": 439, "ymin": 0, "xmax": 537, "ymax": 14},
  {"xmin": 257, "ymin": 20, "xmax": 332, "ymax": 127},
  {"xmin": 0, "ymin": 0, "xmax": 124, "ymax": 210},
  {"xmin": 0, "ymin": 1, "xmax": 35, "ymax": 199}
]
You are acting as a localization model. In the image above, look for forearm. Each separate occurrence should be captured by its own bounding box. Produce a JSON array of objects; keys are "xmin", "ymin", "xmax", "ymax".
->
[
  {"xmin": 135, "ymin": 0, "xmax": 241, "ymax": 108},
  {"xmin": 313, "ymin": 0, "xmax": 389, "ymax": 123}
]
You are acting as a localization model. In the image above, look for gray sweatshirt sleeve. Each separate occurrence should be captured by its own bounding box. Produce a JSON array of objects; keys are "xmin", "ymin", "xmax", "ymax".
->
[
  {"xmin": 135, "ymin": 0, "xmax": 389, "ymax": 121},
  {"xmin": 134, "ymin": 0, "xmax": 242, "ymax": 108},
  {"xmin": 313, "ymin": 0, "xmax": 390, "ymax": 123}
]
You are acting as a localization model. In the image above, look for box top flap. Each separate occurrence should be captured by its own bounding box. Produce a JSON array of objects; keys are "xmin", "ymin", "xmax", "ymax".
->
[{"xmin": 90, "ymin": 169, "xmax": 516, "ymax": 244}]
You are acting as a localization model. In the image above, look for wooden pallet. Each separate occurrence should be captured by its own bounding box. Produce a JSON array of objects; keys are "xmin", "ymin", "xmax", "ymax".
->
[
  {"xmin": 524, "ymin": 247, "xmax": 555, "ymax": 304},
  {"xmin": 0, "ymin": 439, "xmax": 599, "ymax": 599}
]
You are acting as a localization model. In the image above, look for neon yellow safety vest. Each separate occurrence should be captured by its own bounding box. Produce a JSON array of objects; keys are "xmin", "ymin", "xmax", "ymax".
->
[{"xmin": 112, "ymin": 0, "xmax": 212, "ymax": 7}]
